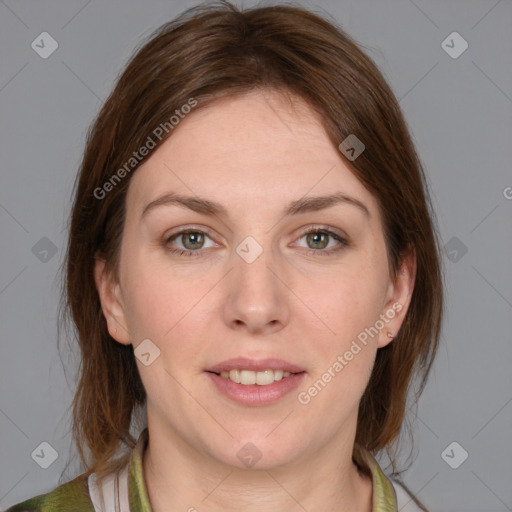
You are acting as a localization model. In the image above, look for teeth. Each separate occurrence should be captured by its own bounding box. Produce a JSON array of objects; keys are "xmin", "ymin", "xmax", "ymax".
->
[
  {"xmin": 240, "ymin": 370, "xmax": 256, "ymax": 385},
  {"xmin": 256, "ymin": 370, "xmax": 274, "ymax": 385},
  {"xmin": 218, "ymin": 369, "xmax": 293, "ymax": 385}
]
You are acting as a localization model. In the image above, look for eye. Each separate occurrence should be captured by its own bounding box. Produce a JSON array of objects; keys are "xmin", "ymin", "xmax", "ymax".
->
[
  {"xmin": 295, "ymin": 227, "xmax": 348, "ymax": 256},
  {"xmin": 165, "ymin": 229, "xmax": 216, "ymax": 256},
  {"xmin": 163, "ymin": 226, "xmax": 349, "ymax": 258}
]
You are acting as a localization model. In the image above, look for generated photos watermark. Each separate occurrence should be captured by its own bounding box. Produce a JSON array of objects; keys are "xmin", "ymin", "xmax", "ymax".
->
[
  {"xmin": 297, "ymin": 302, "xmax": 402, "ymax": 405},
  {"xmin": 93, "ymin": 97, "xmax": 198, "ymax": 200}
]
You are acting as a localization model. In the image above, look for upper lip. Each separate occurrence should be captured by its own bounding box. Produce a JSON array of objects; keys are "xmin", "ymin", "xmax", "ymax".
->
[{"xmin": 206, "ymin": 358, "xmax": 305, "ymax": 374}]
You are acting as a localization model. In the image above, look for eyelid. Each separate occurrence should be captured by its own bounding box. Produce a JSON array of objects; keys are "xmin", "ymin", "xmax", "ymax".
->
[
  {"xmin": 165, "ymin": 224, "xmax": 220, "ymax": 242},
  {"xmin": 295, "ymin": 223, "xmax": 347, "ymax": 239},
  {"xmin": 164, "ymin": 223, "xmax": 346, "ymax": 242}
]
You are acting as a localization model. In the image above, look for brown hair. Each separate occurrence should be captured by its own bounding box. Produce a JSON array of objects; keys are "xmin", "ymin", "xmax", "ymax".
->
[{"xmin": 60, "ymin": 0, "xmax": 442, "ymax": 496}]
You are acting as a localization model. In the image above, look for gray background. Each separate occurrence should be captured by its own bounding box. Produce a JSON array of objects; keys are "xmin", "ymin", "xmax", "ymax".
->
[{"xmin": 1, "ymin": 0, "xmax": 511, "ymax": 510}]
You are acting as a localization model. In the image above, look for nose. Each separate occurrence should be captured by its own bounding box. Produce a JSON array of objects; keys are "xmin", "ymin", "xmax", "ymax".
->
[{"xmin": 222, "ymin": 241, "xmax": 290, "ymax": 336}]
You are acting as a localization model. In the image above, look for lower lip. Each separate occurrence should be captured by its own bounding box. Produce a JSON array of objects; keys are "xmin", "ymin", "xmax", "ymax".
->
[{"xmin": 206, "ymin": 372, "xmax": 306, "ymax": 406}]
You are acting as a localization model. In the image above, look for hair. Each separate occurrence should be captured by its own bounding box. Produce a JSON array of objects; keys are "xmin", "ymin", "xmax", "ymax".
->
[{"xmin": 60, "ymin": 0, "xmax": 442, "ymax": 504}]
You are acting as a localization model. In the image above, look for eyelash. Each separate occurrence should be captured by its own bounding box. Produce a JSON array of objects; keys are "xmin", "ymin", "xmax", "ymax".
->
[{"xmin": 163, "ymin": 226, "xmax": 349, "ymax": 258}]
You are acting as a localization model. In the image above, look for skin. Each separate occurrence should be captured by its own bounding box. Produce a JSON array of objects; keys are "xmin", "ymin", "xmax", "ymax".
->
[{"xmin": 94, "ymin": 89, "xmax": 415, "ymax": 512}]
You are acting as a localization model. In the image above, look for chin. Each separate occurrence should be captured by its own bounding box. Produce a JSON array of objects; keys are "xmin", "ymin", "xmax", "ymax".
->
[{"xmin": 207, "ymin": 433, "xmax": 306, "ymax": 471}]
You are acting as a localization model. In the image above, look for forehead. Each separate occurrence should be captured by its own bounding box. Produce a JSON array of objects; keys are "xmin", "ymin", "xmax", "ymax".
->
[{"xmin": 126, "ymin": 90, "xmax": 377, "ymax": 218}]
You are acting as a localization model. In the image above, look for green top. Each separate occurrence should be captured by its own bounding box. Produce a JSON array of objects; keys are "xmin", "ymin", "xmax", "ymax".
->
[{"xmin": 5, "ymin": 428, "xmax": 402, "ymax": 511}]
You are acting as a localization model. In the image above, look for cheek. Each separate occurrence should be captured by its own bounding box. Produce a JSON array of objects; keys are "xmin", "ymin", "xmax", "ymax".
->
[
  {"xmin": 119, "ymin": 250, "xmax": 203, "ymax": 345},
  {"xmin": 304, "ymin": 263, "xmax": 388, "ymax": 345},
  {"xmin": 122, "ymin": 267, "xmax": 210, "ymax": 400},
  {"xmin": 298, "ymin": 273, "xmax": 382, "ymax": 415},
  {"xmin": 302, "ymin": 255, "xmax": 389, "ymax": 405}
]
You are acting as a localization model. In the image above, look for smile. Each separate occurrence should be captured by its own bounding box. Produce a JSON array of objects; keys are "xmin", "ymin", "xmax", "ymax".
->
[
  {"xmin": 205, "ymin": 358, "xmax": 306, "ymax": 405},
  {"xmin": 217, "ymin": 369, "xmax": 293, "ymax": 385}
]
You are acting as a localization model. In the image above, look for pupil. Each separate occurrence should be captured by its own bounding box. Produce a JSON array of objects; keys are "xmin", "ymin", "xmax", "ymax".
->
[
  {"xmin": 308, "ymin": 232, "xmax": 327, "ymax": 249},
  {"xmin": 185, "ymin": 232, "xmax": 203, "ymax": 249}
]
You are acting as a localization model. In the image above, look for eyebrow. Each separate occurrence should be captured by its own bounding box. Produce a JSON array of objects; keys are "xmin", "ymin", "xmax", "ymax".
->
[{"xmin": 141, "ymin": 191, "xmax": 370, "ymax": 219}]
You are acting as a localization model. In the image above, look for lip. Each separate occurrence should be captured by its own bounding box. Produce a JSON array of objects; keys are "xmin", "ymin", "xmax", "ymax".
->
[
  {"xmin": 206, "ymin": 357, "xmax": 305, "ymax": 374},
  {"xmin": 206, "ymin": 371, "xmax": 306, "ymax": 406},
  {"xmin": 205, "ymin": 358, "xmax": 306, "ymax": 406}
]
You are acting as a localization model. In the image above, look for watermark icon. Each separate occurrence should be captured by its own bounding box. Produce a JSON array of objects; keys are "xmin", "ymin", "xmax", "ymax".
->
[
  {"xmin": 236, "ymin": 236, "xmax": 264, "ymax": 263},
  {"xmin": 134, "ymin": 338, "xmax": 161, "ymax": 366},
  {"xmin": 237, "ymin": 442, "xmax": 263, "ymax": 468},
  {"xmin": 444, "ymin": 236, "xmax": 468, "ymax": 263},
  {"xmin": 94, "ymin": 98, "xmax": 198, "ymax": 200},
  {"xmin": 338, "ymin": 134, "xmax": 365, "ymax": 161},
  {"xmin": 503, "ymin": 186, "xmax": 512, "ymax": 200},
  {"xmin": 298, "ymin": 302, "xmax": 402, "ymax": 405},
  {"xmin": 31, "ymin": 441, "xmax": 59, "ymax": 469},
  {"xmin": 441, "ymin": 441, "xmax": 468, "ymax": 469},
  {"xmin": 32, "ymin": 237, "xmax": 58, "ymax": 263},
  {"xmin": 31, "ymin": 32, "xmax": 58, "ymax": 59},
  {"xmin": 441, "ymin": 31, "xmax": 468, "ymax": 59}
]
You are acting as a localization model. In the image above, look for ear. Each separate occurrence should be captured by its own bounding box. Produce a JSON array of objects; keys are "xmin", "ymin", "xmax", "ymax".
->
[
  {"xmin": 377, "ymin": 249, "xmax": 416, "ymax": 348},
  {"xmin": 93, "ymin": 255, "xmax": 131, "ymax": 345}
]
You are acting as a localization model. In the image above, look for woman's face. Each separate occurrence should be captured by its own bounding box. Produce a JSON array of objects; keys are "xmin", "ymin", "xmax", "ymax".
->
[{"xmin": 95, "ymin": 89, "xmax": 413, "ymax": 470}]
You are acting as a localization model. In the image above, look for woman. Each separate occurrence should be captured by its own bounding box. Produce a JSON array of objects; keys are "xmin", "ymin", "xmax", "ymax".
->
[{"xmin": 6, "ymin": 1, "xmax": 442, "ymax": 511}]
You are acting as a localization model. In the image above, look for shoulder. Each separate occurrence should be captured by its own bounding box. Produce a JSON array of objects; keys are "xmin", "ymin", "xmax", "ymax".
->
[
  {"xmin": 4, "ymin": 473, "xmax": 94, "ymax": 512},
  {"xmin": 391, "ymin": 479, "xmax": 428, "ymax": 512}
]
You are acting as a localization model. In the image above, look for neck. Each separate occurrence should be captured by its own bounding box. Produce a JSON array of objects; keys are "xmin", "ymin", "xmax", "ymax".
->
[{"xmin": 142, "ymin": 425, "xmax": 373, "ymax": 512}]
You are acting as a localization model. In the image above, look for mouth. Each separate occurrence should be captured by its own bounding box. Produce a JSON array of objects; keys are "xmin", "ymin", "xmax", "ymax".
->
[
  {"xmin": 210, "ymin": 369, "xmax": 296, "ymax": 386},
  {"xmin": 205, "ymin": 358, "xmax": 306, "ymax": 405}
]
